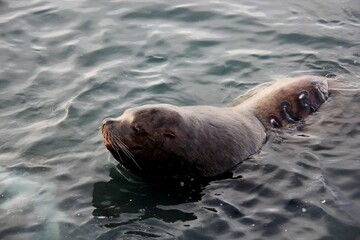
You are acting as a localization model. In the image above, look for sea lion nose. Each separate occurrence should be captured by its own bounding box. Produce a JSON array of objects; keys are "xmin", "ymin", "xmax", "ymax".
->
[{"xmin": 102, "ymin": 118, "xmax": 115, "ymax": 127}]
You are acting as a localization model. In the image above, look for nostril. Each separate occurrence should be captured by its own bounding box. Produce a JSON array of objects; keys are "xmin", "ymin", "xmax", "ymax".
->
[{"xmin": 102, "ymin": 118, "xmax": 115, "ymax": 127}]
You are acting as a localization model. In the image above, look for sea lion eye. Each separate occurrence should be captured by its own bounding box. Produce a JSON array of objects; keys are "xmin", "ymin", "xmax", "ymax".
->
[{"xmin": 132, "ymin": 125, "xmax": 141, "ymax": 134}]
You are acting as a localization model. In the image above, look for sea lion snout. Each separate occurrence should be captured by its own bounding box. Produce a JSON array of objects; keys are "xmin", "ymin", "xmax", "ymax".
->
[{"xmin": 101, "ymin": 118, "xmax": 116, "ymax": 127}]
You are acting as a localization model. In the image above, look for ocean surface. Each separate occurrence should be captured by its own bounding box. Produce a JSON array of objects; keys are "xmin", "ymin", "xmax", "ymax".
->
[{"xmin": 0, "ymin": 0, "xmax": 359, "ymax": 239}]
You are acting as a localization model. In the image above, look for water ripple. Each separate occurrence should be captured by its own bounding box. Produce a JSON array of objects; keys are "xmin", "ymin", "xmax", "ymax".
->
[{"xmin": 0, "ymin": 0, "xmax": 359, "ymax": 239}]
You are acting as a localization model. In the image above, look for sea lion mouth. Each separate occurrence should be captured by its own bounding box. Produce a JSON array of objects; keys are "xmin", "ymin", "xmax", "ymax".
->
[
  {"xmin": 104, "ymin": 140, "xmax": 112, "ymax": 150},
  {"xmin": 101, "ymin": 130, "xmax": 113, "ymax": 150}
]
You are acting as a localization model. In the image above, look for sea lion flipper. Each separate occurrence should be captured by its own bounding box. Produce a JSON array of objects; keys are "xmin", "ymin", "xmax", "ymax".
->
[
  {"xmin": 281, "ymin": 100, "xmax": 300, "ymax": 123},
  {"xmin": 298, "ymin": 90, "xmax": 310, "ymax": 111},
  {"xmin": 298, "ymin": 90, "xmax": 320, "ymax": 113},
  {"xmin": 281, "ymin": 81, "xmax": 329, "ymax": 124},
  {"xmin": 269, "ymin": 115, "xmax": 282, "ymax": 128},
  {"xmin": 312, "ymin": 80, "xmax": 329, "ymax": 103}
]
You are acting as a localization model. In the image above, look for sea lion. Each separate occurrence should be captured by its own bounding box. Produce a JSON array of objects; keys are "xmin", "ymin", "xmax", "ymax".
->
[{"xmin": 101, "ymin": 76, "xmax": 329, "ymax": 178}]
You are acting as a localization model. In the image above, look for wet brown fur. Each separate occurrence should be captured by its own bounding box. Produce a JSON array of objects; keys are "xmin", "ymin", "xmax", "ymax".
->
[{"xmin": 101, "ymin": 76, "xmax": 329, "ymax": 178}]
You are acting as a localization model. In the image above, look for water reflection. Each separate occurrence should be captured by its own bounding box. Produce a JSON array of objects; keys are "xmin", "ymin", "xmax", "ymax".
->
[{"xmin": 92, "ymin": 165, "xmax": 207, "ymax": 224}]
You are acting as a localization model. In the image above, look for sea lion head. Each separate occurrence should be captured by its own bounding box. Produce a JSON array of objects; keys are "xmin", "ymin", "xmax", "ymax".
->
[{"xmin": 101, "ymin": 104, "xmax": 186, "ymax": 177}]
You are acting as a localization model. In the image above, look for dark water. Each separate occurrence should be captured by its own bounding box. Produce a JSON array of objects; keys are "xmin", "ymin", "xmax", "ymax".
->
[{"xmin": 0, "ymin": 0, "xmax": 359, "ymax": 239}]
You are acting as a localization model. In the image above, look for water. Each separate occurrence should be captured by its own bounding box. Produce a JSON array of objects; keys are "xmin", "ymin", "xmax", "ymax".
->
[{"xmin": 0, "ymin": 0, "xmax": 359, "ymax": 239}]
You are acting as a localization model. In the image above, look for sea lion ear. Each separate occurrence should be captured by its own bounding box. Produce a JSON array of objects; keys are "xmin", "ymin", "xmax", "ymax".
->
[{"xmin": 164, "ymin": 130, "xmax": 176, "ymax": 138}]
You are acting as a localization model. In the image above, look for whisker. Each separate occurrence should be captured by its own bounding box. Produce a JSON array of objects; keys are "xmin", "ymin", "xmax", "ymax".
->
[
  {"xmin": 114, "ymin": 148, "xmax": 124, "ymax": 164},
  {"xmin": 113, "ymin": 164, "xmax": 131, "ymax": 181},
  {"xmin": 112, "ymin": 134, "xmax": 133, "ymax": 157},
  {"xmin": 108, "ymin": 132, "xmax": 142, "ymax": 170},
  {"xmin": 113, "ymin": 136, "xmax": 141, "ymax": 170}
]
